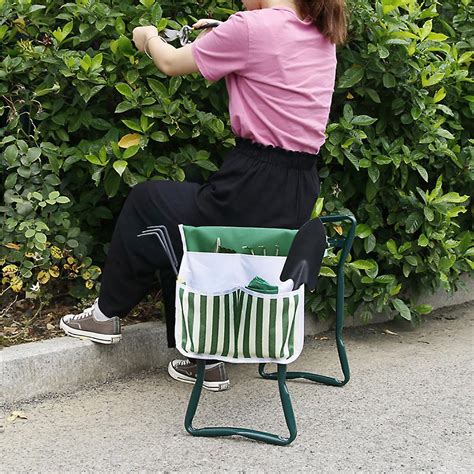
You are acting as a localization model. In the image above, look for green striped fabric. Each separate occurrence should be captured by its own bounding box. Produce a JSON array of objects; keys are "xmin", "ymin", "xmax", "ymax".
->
[{"xmin": 175, "ymin": 283, "xmax": 304, "ymax": 363}]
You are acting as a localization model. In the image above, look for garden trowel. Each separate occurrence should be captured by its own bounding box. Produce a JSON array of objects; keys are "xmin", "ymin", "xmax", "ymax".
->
[{"xmin": 279, "ymin": 218, "xmax": 328, "ymax": 291}]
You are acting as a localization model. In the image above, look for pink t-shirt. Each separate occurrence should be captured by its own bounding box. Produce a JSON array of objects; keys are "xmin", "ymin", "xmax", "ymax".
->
[{"xmin": 191, "ymin": 6, "xmax": 337, "ymax": 154}]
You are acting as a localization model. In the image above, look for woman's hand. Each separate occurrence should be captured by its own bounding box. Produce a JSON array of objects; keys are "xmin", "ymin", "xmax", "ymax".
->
[
  {"xmin": 132, "ymin": 25, "xmax": 158, "ymax": 52},
  {"xmin": 192, "ymin": 19, "xmax": 222, "ymax": 40}
]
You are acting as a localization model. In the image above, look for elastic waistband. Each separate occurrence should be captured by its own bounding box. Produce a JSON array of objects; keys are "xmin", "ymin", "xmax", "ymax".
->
[{"xmin": 234, "ymin": 136, "xmax": 318, "ymax": 170}]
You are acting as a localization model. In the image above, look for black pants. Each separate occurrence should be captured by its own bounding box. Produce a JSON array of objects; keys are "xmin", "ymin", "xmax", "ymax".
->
[{"xmin": 98, "ymin": 136, "xmax": 321, "ymax": 347}]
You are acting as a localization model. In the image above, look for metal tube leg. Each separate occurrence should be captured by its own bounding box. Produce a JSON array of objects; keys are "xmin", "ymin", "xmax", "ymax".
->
[
  {"xmin": 185, "ymin": 362, "xmax": 297, "ymax": 445},
  {"xmin": 185, "ymin": 360, "xmax": 206, "ymax": 434},
  {"xmin": 334, "ymin": 258, "xmax": 350, "ymax": 385}
]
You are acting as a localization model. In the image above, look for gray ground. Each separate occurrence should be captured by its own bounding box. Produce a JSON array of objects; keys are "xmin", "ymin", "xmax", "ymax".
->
[{"xmin": 2, "ymin": 302, "xmax": 473, "ymax": 473}]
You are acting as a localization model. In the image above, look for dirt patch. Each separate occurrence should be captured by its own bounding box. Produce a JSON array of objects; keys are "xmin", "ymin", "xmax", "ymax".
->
[{"xmin": 0, "ymin": 290, "xmax": 163, "ymax": 348}]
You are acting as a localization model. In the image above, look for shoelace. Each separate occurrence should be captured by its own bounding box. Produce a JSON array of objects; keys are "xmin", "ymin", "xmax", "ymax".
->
[
  {"xmin": 175, "ymin": 359, "xmax": 192, "ymax": 367},
  {"xmin": 66, "ymin": 299, "xmax": 97, "ymax": 321}
]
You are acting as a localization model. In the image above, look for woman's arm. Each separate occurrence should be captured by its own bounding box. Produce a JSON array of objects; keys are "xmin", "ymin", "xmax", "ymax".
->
[
  {"xmin": 132, "ymin": 24, "xmax": 214, "ymax": 77},
  {"xmin": 148, "ymin": 40, "xmax": 198, "ymax": 77}
]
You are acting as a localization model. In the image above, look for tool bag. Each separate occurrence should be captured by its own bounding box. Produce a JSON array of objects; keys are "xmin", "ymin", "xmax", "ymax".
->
[{"xmin": 175, "ymin": 225, "xmax": 305, "ymax": 364}]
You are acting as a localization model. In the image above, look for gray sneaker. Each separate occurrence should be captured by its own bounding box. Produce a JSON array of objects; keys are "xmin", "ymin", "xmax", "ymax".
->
[
  {"xmin": 168, "ymin": 359, "xmax": 230, "ymax": 392},
  {"xmin": 60, "ymin": 299, "xmax": 121, "ymax": 344}
]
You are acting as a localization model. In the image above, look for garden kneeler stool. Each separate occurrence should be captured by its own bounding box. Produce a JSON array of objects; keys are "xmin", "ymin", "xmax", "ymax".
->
[{"xmin": 137, "ymin": 215, "xmax": 356, "ymax": 445}]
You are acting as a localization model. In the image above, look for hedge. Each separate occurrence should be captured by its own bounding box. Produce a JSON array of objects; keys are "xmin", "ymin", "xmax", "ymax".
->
[{"xmin": 1, "ymin": 0, "xmax": 472, "ymax": 323}]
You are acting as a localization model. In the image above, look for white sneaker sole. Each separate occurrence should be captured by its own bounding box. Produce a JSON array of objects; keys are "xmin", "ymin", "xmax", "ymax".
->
[
  {"xmin": 60, "ymin": 319, "xmax": 122, "ymax": 344},
  {"xmin": 167, "ymin": 361, "xmax": 230, "ymax": 392}
]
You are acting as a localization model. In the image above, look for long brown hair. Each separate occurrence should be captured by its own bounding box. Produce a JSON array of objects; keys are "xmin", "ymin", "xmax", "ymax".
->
[{"xmin": 295, "ymin": 0, "xmax": 348, "ymax": 45}]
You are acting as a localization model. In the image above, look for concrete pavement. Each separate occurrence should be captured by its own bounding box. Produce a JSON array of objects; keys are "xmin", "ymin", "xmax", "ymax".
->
[
  {"xmin": 2, "ymin": 302, "xmax": 472, "ymax": 472},
  {"xmin": 4, "ymin": 273, "xmax": 473, "ymax": 406}
]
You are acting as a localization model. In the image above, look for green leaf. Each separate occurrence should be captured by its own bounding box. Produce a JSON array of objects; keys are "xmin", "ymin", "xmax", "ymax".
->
[
  {"xmin": 311, "ymin": 197, "xmax": 324, "ymax": 218},
  {"xmin": 366, "ymin": 179, "xmax": 378, "ymax": 202},
  {"xmin": 393, "ymin": 298, "xmax": 411, "ymax": 320},
  {"xmin": 113, "ymin": 160, "xmax": 128, "ymax": 176},
  {"xmin": 115, "ymin": 101, "xmax": 135, "ymax": 113},
  {"xmin": 375, "ymin": 275, "xmax": 396, "ymax": 284},
  {"xmin": 5, "ymin": 144, "xmax": 18, "ymax": 163},
  {"xmin": 27, "ymin": 148, "xmax": 41, "ymax": 162},
  {"xmin": 424, "ymin": 207, "xmax": 434, "ymax": 221},
  {"xmin": 35, "ymin": 232, "xmax": 47, "ymax": 243},
  {"xmin": 117, "ymin": 35, "xmax": 134, "ymax": 56},
  {"xmin": 147, "ymin": 78, "xmax": 169, "ymax": 99},
  {"xmin": 366, "ymin": 88, "xmax": 381, "ymax": 103},
  {"xmin": 319, "ymin": 266, "xmax": 336, "ymax": 278},
  {"xmin": 174, "ymin": 167, "xmax": 185, "ymax": 181},
  {"xmin": 433, "ymin": 192, "xmax": 468, "ymax": 204},
  {"xmin": 386, "ymin": 239, "xmax": 398, "ymax": 255},
  {"xmin": 337, "ymin": 67, "xmax": 364, "ymax": 89},
  {"xmin": 436, "ymin": 128, "xmax": 455, "ymax": 140},
  {"xmin": 85, "ymin": 154, "xmax": 103, "ymax": 166},
  {"xmin": 420, "ymin": 20, "xmax": 433, "ymax": 40},
  {"xmin": 150, "ymin": 2, "xmax": 163, "ymax": 23},
  {"xmin": 343, "ymin": 104, "xmax": 354, "ymax": 123},
  {"xmin": 123, "ymin": 145, "xmax": 140, "ymax": 159},
  {"xmin": 350, "ymin": 259, "xmax": 377, "ymax": 271},
  {"xmin": 151, "ymin": 131, "xmax": 170, "ymax": 142},
  {"xmin": 168, "ymin": 76, "xmax": 182, "ymax": 96},
  {"xmin": 382, "ymin": 0, "xmax": 405, "ymax": 14},
  {"xmin": 446, "ymin": 206, "xmax": 467, "ymax": 218},
  {"xmin": 121, "ymin": 119, "xmax": 142, "ymax": 132},
  {"xmin": 383, "ymin": 73, "xmax": 396, "ymax": 88},
  {"xmin": 416, "ymin": 164, "xmax": 428, "ymax": 182},
  {"xmin": 67, "ymin": 239, "xmax": 79, "ymax": 248},
  {"xmin": 104, "ymin": 170, "xmax": 121, "ymax": 197},
  {"xmin": 115, "ymin": 17, "xmax": 126, "ymax": 35},
  {"xmin": 18, "ymin": 167, "xmax": 31, "ymax": 179},
  {"xmin": 364, "ymin": 234, "xmax": 376, "ymax": 253},
  {"xmin": 415, "ymin": 304, "xmax": 432, "ymax": 315},
  {"xmin": 90, "ymin": 53, "xmax": 103, "ymax": 71},
  {"xmin": 5, "ymin": 173, "xmax": 17, "ymax": 189},
  {"xmin": 352, "ymin": 115, "xmax": 377, "ymax": 126},
  {"xmin": 418, "ymin": 234, "xmax": 429, "ymax": 247},
  {"xmin": 123, "ymin": 168, "xmax": 138, "ymax": 186},
  {"xmin": 368, "ymin": 165, "xmax": 380, "ymax": 183},
  {"xmin": 115, "ymin": 83, "xmax": 133, "ymax": 99},
  {"xmin": 405, "ymin": 213, "xmax": 422, "ymax": 233},
  {"xmin": 356, "ymin": 224, "xmax": 373, "ymax": 239},
  {"xmin": 422, "ymin": 71, "xmax": 445, "ymax": 87},
  {"xmin": 195, "ymin": 160, "xmax": 218, "ymax": 171}
]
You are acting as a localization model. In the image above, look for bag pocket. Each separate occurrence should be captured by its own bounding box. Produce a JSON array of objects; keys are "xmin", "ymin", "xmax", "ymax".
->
[
  {"xmin": 236, "ymin": 286, "xmax": 304, "ymax": 361},
  {"xmin": 175, "ymin": 282, "xmax": 241, "ymax": 357},
  {"xmin": 175, "ymin": 282, "xmax": 304, "ymax": 362}
]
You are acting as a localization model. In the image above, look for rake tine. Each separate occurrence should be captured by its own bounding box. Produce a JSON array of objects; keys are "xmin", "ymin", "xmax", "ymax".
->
[
  {"xmin": 148, "ymin": 225, "xmax": 179, "ymax": 268},
  {"xmin": 137, "ymin": 231, "xmax": 178, "ymax": 275},
  {"xmin": 139, "ymin": 229, "xmax": 178, "ymax": 269}
]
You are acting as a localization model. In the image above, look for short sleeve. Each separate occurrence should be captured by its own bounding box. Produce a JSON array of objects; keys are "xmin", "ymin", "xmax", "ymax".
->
[{"xmin": 191, "ymin": 12, "xmax": 249, "ymax": 82}]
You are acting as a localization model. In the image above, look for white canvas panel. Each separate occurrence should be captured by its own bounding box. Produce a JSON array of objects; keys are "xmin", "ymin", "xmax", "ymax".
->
[{"xmin": 177, "ymin": 251, "xmax": 295, "ymax": 294}]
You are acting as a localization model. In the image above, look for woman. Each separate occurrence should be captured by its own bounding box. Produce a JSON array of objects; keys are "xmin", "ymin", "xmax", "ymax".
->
[{"xmin": 60, "ymin": 0, "xmax": 347, "ymax": 392}]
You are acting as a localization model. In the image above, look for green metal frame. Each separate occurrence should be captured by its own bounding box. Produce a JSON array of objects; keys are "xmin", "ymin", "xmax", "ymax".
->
[
  {"xmin": 183, "ymin": 214, "xmax": 356, "ymax": 445},
  {"xmin": 259, "ymin": 215, "xmax": 357, "ymax": 387},
  {"xmin": 185, "ymin": 361, "xmax": 297, "ymax": 446}
]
